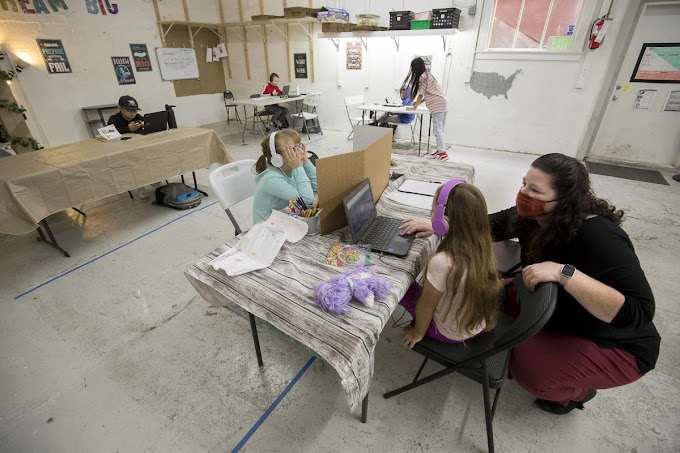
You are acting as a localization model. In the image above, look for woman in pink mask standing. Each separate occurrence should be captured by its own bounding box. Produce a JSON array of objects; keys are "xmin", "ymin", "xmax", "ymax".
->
[{"xmin": 399, "ymin": 153, "xmax": 660, "ymax": 416}]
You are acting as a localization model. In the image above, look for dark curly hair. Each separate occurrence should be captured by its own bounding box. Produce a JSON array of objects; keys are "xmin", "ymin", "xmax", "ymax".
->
[{"xmin": 512, "ymin": 153, "xmax": 624, "ymax": 262}]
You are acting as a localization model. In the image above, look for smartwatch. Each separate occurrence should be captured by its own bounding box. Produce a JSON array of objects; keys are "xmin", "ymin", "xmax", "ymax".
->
[{"xmin": 559, "ymin": 264, "xmax": 576, "ymax": 286}]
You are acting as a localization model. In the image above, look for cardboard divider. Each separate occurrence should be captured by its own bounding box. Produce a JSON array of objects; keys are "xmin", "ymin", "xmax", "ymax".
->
[{"xmin": 316, "ymin": 126, "xmax": 392, "ymax": 235}]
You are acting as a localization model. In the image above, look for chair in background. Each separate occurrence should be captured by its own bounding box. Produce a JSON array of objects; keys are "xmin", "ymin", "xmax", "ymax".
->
[
  {"xmin": 209, "ymin": 159, "xmax": 257, "ymax": 236},
  {"xmin": 249, "ymin": 94, "xmax": 273, "ymax": 136},
  {"xmin": 223, "ymin": 90, "xmax": 241, "ymax": 125},
  {"xmin": 383, "ymin": 275, "xmax": 558, "ymax": 453},
  {"xmin": 291, "ymin": 93, "xmax": 323, "ymax": 140},
  {"xmin": 344, "ymin": 95, "xmax": 365, "ymax": 140}
]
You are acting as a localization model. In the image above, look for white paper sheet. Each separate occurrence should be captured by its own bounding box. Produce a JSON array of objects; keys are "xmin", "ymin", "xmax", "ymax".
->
[
  {"xmin": 210, "ymin": 212, "xmax": 308, "ymax": 276},
  {"xmin": 211, "ymin": 224, "xmax": 287, "ymax": 276},
  {"xmin": 398, "ymin": 180, "xmax": 442, "ymax": 196},
  {"xmin": 214, "ymin": 43, "xmax": 228, "ymax": 58},
  {"xmin": 96, "ymin": 125, "xmax": 121, "ymax": 141},
  {"xmin": 205, "ymin": 46, "xmax": 213, "ymax": 63},
  {"xmin": 385, "ymin": 190, "xmax": 433, "ymax": 210},
  {"xmin": 262, "ymin": 210, "xmax": 308, "ymax": 242},
  {"xmin": 634, "ymin": 89, "xmax": 657, "ymax": 110}
]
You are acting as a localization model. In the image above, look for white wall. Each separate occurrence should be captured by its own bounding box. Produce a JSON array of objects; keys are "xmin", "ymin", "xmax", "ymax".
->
[
  {"xmin": 0, "ymin": 1, "xmax": 226, "ymax": 148},
  {"xmin": 1, "ymin": 0, "xmax": 640, "ymax": 158}
]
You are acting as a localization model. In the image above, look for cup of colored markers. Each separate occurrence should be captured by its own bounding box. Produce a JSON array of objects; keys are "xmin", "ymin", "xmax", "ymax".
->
[{"xmin": 289, "ymin": 198, "xmax": 321, "ymax": 236}]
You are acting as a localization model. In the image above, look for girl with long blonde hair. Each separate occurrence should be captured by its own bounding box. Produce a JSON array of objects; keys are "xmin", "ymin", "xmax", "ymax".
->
[{"xmin": 400, "ymin": 180, "xmax": 502, "ymax": 348}]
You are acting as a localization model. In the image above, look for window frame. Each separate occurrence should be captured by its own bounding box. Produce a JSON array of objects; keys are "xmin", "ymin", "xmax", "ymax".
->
[{"xmin": 476, "ymin": 0, "xmax": 600, "ymax": 61}]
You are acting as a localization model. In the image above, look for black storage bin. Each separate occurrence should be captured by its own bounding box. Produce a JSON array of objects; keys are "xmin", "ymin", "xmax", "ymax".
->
[
  {"xmin": 389, "ymin": 11, "xmax": 414, "ymax": 30},
  {"xmin": 431, "ymin": 8, "xmax": 461, "ymax": 29}
]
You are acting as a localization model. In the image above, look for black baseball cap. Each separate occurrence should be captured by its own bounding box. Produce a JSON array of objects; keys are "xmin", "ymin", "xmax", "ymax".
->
[{"xmin": 118, "ymin": 95, "xmax": 140, "ymax": 111}]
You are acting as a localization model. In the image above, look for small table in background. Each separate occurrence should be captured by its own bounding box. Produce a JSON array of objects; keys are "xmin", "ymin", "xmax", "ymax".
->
[{"xmin": 356, "ymin": 104, "xmax": 432, "ymax": 156}]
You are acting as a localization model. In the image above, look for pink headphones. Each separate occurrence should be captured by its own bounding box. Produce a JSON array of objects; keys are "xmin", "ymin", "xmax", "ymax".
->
[{"xmin": 432, "ymin": 178, "xmax": 466, "ymax": 235}]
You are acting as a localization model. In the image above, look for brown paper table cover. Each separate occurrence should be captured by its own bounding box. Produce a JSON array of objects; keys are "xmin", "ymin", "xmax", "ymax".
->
[{"xmin": 0, "ymin": 127, "xmax": 233, "ymax": 235}]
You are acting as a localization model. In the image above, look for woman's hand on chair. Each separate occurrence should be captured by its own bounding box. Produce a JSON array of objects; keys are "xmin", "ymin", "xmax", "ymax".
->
[
  {"xmin": 522, "ymin": 261, "xmax": 562, "ymax": 291},
  {"xmin": 401, "ymin": 326, "xmax": 425, "ymax": 349},
  {"xmin": 400, "ymin": 218, "xmax": 434, "ymax": 238}
]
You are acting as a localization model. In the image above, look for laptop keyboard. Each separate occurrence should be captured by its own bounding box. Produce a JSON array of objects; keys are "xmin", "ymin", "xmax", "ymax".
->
[{"xmin": 360, "ymin": 217, "xmax": 402, "ymax": 250}]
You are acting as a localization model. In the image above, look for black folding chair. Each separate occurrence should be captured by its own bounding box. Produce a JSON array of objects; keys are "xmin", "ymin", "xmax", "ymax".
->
[
  {"xmin": 383, "ymin": 275, "xmax": 558, "ymax": 453},
  {"xmin": 223, "ymin": 90, "xmax": 241, "ymax": 125},
  {"xmin": 249, "ymin": 94, "xmax": 273, "ymax": 135}
]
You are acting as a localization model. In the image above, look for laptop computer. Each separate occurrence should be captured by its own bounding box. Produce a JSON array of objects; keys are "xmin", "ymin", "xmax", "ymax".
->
[
  {"xmin": 343, "ymin": 178, "xmax": 415, "ymax": 257},
  {"xmin": 142, "ymin": 111, "xmax": 168, "ymax": 135},
  {"xmin": 281, "ymin": 84, "xmax": 301, "ymax": 98}
]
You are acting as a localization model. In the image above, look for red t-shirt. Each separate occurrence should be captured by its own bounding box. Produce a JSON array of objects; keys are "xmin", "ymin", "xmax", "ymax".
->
[{"xmin": 262, "ymin": 83, "xmax": 282, "ymax": 96}]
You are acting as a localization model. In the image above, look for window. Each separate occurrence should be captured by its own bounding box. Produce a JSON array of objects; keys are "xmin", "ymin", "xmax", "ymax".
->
[{"xmin": 488, "ymin": 0, "xmax": 584, "ymax": 50}]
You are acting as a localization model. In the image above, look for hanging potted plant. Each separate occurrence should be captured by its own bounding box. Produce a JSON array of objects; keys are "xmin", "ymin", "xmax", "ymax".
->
[{"xmin": 0, "ymin": 69, "xmax": 41, "ymax": 156}]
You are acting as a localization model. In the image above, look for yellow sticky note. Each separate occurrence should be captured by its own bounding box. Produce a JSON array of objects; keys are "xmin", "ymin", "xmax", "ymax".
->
[{"xmin": 622, "ymin": 85, "xmax": 631, "ymax": 93}]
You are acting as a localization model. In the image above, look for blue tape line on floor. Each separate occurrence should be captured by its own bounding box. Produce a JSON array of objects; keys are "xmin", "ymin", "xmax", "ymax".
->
[
  {"xmin": 231, "ymin": 355, "xmax": 316, "ymax": 453},
  {"xmin": 14, "ymin": 201, "xmax": 220, "ymax": 300}
]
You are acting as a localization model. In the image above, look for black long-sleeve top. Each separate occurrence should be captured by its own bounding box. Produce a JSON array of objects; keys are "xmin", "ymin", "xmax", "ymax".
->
[
  {"xmin": 107, "ymin": 112, "xmax": 144, "ymax": 134},
  {"xmin": 490, "ymin": 207, "xmax": 660, "ymax": 374}
]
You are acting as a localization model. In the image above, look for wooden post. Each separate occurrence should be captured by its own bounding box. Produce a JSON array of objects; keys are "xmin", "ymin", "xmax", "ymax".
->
[
  {"xmin": 259, "ymin": 0, "xmax": 264, "ymax": 15},
  {"xmin": 286, "ymin": 24, "xmax": 292, "ymax": 81},
  {"xmin": 182, "ymin": 0, "xmax": 192, "ymax": 47},
  {"xmin": 217, "ymin": 0, "xmax": 231, "ymax": 79},
  {"xmin": 152, "ymin": 0, "xmax": 165, "ymax": 46},
  {"xmin": 263, "ymin": 25, "xmax": 270, "ymax": 80},
  {"xmin": 237, "ymin": 0, "xmax": 251, "ymax": 80},
  {"xmin": 309, "ymin": 23, "xmax": 315, "ymax": 82}
]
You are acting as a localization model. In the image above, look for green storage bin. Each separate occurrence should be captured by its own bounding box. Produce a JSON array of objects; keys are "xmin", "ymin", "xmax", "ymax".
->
[{"xmin": 410, "ymin": 20, "xmax": 431, "ymax": 30}]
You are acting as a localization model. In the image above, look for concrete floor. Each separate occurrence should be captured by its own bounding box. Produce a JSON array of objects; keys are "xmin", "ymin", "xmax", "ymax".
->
[{"xmin": 1, "ymin": 122, "xmax": 679, "ymax": 453}]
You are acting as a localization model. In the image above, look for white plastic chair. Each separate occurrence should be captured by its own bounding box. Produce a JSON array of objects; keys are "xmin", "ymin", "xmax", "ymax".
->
[
  {"xmin": 291, "ymin": 93, "xmax": 323, "ymax": 140},
  {"xmin": 344, "ymin": 95, "xmax": 365, "ymax": 140},
  {"xmin": 209, "ymin": 159, "xmax": 257, "ymax": 235}
]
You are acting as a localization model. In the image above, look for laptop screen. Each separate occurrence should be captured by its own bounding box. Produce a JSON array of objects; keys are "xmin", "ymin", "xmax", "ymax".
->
[
  {"xmin": 344, "ymin": 178, "xmax": 376, "ymax": 242},
  {"xmin": 281, "ymin": 85, "xmax": 290, "ymax": 95}
]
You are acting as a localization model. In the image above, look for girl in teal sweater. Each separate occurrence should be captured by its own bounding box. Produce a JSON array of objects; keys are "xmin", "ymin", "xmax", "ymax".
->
[{"xmin": 253, "ymin": 129, "xmax": 317, "ymax": 223}]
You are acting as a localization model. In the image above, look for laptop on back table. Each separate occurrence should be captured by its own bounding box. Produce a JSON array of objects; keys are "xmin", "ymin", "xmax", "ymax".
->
[
  {"xmin": 343, "ymin": 178, "xmax": 414, "ymax": 257},
  {"xmin": 142, "ymin": 111, "xmax": 169, "ymax": 135}
]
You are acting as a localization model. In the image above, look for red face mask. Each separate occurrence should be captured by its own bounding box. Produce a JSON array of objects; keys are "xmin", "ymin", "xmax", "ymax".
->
[{"xmin": 516, "ymin": 191, "xmax": 557, "ymax": 219}]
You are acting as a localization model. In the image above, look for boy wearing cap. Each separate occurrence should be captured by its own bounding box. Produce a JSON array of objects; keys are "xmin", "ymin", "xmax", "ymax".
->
[{"xmin": 108, "ymin": 95, "xmax": 144, "ymax": 134}]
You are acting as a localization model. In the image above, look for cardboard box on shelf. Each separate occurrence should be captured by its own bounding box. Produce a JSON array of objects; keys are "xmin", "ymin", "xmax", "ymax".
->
[
  {"xmin": 284, "ymin": 7, "xmax": 320, "ymax": 18},
  {"xmin": 317, "ymin": 7, "xmax": 350, "ymax": 23},
  {"xmin": 356, "ymin": 14, "xmax": 380, "ymax": 27}
]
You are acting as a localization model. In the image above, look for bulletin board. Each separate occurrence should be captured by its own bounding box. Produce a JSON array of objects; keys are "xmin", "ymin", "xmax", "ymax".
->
[
  {"xmin": 156, "ymin": 48, "xmax": 199, "ymax": 80},
  {"xmin": 161, "ymin": 25, "xmax": 226, "ymax": 97}
]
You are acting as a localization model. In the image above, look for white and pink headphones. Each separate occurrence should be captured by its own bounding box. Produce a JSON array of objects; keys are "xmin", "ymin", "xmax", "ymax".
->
[
  {"xmin": 432, "ymin": 178, "xmax": 466, "ymax": 235},
  {"xmin": 269, "ymin": 131, "xmax": 284, "ymax": 168}
]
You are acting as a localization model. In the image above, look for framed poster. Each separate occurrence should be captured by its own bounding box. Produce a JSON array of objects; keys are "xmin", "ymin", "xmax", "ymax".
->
[
  {"xmin": 630, "ymin": 43, "xmax": 680, "ymax": 83},
  {"xmin": 36, "ymin": 39, "xmax": 72, "ymax": 74},
  {"xmin": 294, "ymin": 53, "xmax": 308, "ymax": 79},
  {"xmin": 111, "ymin": 56, "xmax": 136, "ymax": 85},
  {"xmin": 346, "ymin": 41, "xmax": 362, "ymax": 70},
  {"xmin": 130, "ymin": 44, "xmax": 152, "ymax": 72}
]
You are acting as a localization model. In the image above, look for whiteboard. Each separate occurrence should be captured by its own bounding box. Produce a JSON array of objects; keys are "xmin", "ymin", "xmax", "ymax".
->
[{"xmin": 155, "ymin": 47, "xmax": 199, "ymax": 81}]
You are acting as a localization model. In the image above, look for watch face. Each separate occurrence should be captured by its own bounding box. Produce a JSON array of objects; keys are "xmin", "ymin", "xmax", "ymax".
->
[{"xmin": 562, "ymin": 264, "xmax": 576, "ymax": 278}]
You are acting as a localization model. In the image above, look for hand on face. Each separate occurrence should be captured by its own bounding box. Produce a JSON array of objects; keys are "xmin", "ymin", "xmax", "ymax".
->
[{"xmin": 279, "ymin": 144, "xmax": 304, "ymax": 169}]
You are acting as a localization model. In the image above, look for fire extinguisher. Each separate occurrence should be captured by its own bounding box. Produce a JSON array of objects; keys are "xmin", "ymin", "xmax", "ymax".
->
[{"xmin": 589, "ymin": 17, "xmax": 605, "ymax": 49}]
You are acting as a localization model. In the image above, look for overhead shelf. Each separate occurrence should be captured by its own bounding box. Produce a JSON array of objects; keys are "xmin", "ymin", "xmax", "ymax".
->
[{"xmin": 318, "ymin": 28, "xmax": 458, "ymax": 51}]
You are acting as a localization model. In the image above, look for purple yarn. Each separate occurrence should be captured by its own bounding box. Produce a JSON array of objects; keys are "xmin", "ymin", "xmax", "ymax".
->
[{"xmin": 315, "ymin": 266, "xmax": 391, "ymax": 315}]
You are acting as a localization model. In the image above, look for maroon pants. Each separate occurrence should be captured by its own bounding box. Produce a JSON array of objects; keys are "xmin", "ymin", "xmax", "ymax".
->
[{"xmin": 504, "ymin": 281, "xmax": 642, "ymax": 406}]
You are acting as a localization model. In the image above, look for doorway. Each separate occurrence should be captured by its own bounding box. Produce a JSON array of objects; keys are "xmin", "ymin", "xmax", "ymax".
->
[{"xmin": 589, "ymin": 2, "xmax": 680, "ymax": 169}]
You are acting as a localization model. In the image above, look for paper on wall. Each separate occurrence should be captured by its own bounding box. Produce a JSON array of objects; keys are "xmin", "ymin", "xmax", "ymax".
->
[
  {"xmin": 214, "ymin": 43, "xmax": 228, "ymax": 58},
  {"xmin": 663, "ymin": 90, "xmax": 680, "ymax": 112},
  {"xmin": 205, "ymin": 46, "xmax": 213, "ymax": 63},
  {"xmin": 634, "ymin": 89, "xmax": 656, "ymax": 110}
]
